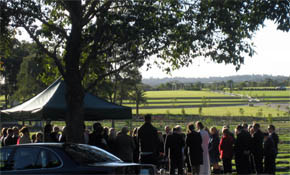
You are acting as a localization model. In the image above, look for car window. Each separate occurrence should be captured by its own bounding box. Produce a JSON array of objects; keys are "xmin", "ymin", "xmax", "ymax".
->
[
  {"xmin": 0, "ymin": 147, "xmax": 13, "ymax": 171},
  {"xmin": 63, "ymin": 144, "xmax": 121, "ymax": 165},
  {"xmin": 35, "ymin": 148, "xmax": 61, "ymax": 168},
  {"xmin": 12, "ymin": 147, "xmax": 40, "ymax": 170}
]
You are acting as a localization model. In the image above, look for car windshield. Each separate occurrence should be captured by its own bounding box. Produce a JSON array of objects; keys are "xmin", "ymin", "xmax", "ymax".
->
[{"xmin": 63, "ymin": 144, "xmax": 122, "ymax": 165}]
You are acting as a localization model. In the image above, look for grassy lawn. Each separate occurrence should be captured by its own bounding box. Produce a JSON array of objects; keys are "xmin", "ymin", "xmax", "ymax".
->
[
  {"xmin": 230, "ymin": 90, "xmax": 290, "ymax": 97},
  {"xmin": 145, "ymin": 90, "xmax": 228, "ymax": 98},
  {"xmin": 124, "ymin": 98, "xmax": 248, "ymax": 104},
  {"xmin": 133, "ymin": 106, "xmax": 288, "ymax": 117},
  {"xmin": 0, "ymin": 95, "xmax": 5, "ymax": 107},
  {"xmin": 125, "ymin": 102, "xmax": 248, "ymax": 108}
]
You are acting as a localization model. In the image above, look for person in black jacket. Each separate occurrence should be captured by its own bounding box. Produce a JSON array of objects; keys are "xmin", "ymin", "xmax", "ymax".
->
[
  {"xmin": 186, "ymin": 123, "xmax": 203, "ymax": 175},
  {"xmin": 251, "ymin": 123, "xmax": 264, "ymax": 174},
  {"xmin": 89, "ymin": 122, "xmax": 108, "ymax": 150},
  {"xmin": 234, "ymin": 125, "xmax": 252, "ymax": 174},
  {"xmin": 4, "ymin": 128, "xmax": 15, "ymax": 146},
  {"xmin": 165, "ymin": 126, "xmax": 185, "ymax": 175},
  {"xmin": 209, "ymin": 127, "xmax": 220, "ymax": 174},
  {"xmin": 268, "ymin": 124, "xmax": 279, "ymax": 174},
  {"xmin": 263, "ymin": 132, "xmax": 276, "ymax": 174},
  {"xmin": 138, "ymin": 114, "xmax": 159, "ymax": 165}
]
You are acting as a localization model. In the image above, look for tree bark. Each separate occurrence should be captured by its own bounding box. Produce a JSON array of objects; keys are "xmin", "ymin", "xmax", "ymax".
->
[{"xmin": 63, "ymin": 1, "xmax": 84, "ymax": 143}]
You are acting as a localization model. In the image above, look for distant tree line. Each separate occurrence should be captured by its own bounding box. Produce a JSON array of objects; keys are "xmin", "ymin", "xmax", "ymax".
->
[{"xmin": 144, "ymin": 78, "xmax": 290, "ymax": 91}]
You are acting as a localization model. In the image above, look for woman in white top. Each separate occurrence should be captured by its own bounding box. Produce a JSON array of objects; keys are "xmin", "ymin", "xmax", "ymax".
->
[{"xmin": 196, "ymin": 121, "xmax": 210, "ymax": 175}]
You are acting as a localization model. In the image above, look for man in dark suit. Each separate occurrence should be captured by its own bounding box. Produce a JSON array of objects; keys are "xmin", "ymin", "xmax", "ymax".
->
[
  {"xmin": 163, "ymin": 125, "xmax": 171, "ymax": 141},
  {"xmin": 138, "ymin": 114, "xmax": 159, "ymax": 165},
  {"xmin": 234, "ymin": 125, "xmax": 252, "ymax": 174},
  {"xmin": 89, "ymin": 122, "xmax": 108, "ymax": 150},
  {"xmin": 268, "ymin": 124, "xmax": 279, "ymax": 173},
  {"xmin": 185, "ymin": 123, "xmax": 203, "ymax": 175},
  {"xmin": 251, "ymin": 123, "xmax": 264, "ymax": 174},
  {"xmin": 165, "ymin": 126, "xmax": 185, "ymax": 175},
  {"xmin": 263, "ymin": 132, "xmax": 276, "ymax": 174}
]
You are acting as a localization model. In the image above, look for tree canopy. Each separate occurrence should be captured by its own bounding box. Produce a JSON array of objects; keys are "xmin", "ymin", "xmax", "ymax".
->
[{"xmin": 1, "ymin": 0, "xmax": 289, "ymax": 142}]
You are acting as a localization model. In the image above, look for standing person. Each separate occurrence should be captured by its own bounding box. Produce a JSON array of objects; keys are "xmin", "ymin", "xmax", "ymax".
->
[
  {"xmin": 157, "ymin": 131, "xmax": 165, "ymax": 169},
  {"xmin": 0, "ymin": 128, "xmax": 8, "ymax": 147},
  {"xmin": 107, "ymin": 128, "xmax": 117, "ymax": 154},
  {"xmin": 163, "ymin": 125, "xmax": 171, "ymax": 141},
  {"xmin": 138, "ymin": 114, "xmax": 159, "ymax": 165},
  {"xmin": 252, "ymin": 123, "xmax": 264, "ymax": 174},
  {"xmin": 44, "ymin": 124, "xmax": 53, "ymax": 142},
  {"xmin": 234, "ymin": 125, "xmax": 251, "ymax": 174},
  {"xmin": 186, "ymin": 123, "xmax": 203, "ymax": 175},
  {"xmin": 31, "ymin": 134, "xmax": 37, "ymax": 143},
  {"xmin": 89, "ymin": 122, "xmax": 108, "ymax": 150},
  {"xmin": 50, "ymin": 126, "xmax": 60, "ymax": 142},
  {"xmin": 18, "ymin": 126, "xmax": 31, "ymax": 144},
  {"xmin": 115, "ymin": 126, "xmax": 135, "ymax": 162},
  {"xmin": 209, "ymin": 127, "xmax": 220, "ymax": 174},
  {"xmin": 4, "ymin": 128, "xmax": 15, "ymax": 146},
  {"xmin": 103, "ymin": 126, "xmax": 109, "ymax": 144},
  {"xmin": 83, "ymin": 124, "xmax": 89, "ymax": 144},
  {"xmin": 268, "ymin": 124, "xmax": 279, "ymax": 174},
  {"xmin": 263, "ymin": 133, "xmax": 276, "ymax": 174},
  {"xmin": 219, "ymin": 128, "xmax": 234, "ymax": 174},
  {"xmin": 35, "ymin": 132, "xmax": 43, "ymax": 143},
  {"xmin": 196, "ymin": 121, "xmax": 210, "ymax": 175},
  {"xmin": 59, "ymin": 126, "xmax": 67, "ymax": 143},
  {"xmin": 165, "ymin": 126, "xmax": 185, "ymax": 175},
  {"xmin": 132, "ymin": 127, "xmax": 139, "ymax": 163},
  {"xmin": 12, "ymin": 127, "xmax": 19, "ymax": 145}
]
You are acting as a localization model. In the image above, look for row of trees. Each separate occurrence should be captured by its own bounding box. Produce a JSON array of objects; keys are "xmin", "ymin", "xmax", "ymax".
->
[
  {"xmin": 149, "ymin": 78, "xmax": 290, "ymax": 91},
  {"xmin": 1, "ymin": 0, "xmax": 289, "ymax": 142}
]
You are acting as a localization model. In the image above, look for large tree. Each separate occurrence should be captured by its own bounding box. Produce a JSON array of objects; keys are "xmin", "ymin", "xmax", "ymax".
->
[{"xmin": 1, "ymin": 0, "xmax": 289, "ymax": 142}]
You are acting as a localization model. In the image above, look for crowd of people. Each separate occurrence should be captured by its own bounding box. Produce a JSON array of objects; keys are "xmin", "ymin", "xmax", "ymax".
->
[{"xmin": 0, "ymin": 114, "xmax": 279, "ymax": 175}]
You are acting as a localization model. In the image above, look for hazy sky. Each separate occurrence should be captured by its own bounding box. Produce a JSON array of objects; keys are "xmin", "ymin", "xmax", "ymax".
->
[
  {"xmin": 17, "ymin": 21, "xmax": 289, "ymax": 79},
  {"xmin": 140, "ymin": 21, "xmax": 290, "ymax": 79}
]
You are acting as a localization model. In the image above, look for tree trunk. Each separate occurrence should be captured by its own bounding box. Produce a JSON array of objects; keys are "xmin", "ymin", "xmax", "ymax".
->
[{"xmin": 63, "ymin": 1, "xmax": 84, "ymax": 143}]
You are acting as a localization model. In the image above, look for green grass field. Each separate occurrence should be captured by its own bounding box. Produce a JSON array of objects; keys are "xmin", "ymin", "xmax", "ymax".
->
[
  {"xmin": 124, "ymin": 98, "xmax": 248, "ymax": 103},
  {"xmin": 230, "ymin": 90, "xmax": 290, "ymax": 97},
  {"xmin": 125, "ymin": 102, "xmax": 248, "ymax": 107},
  {"xmin": 133, "ymin": 106, "xmax": 288, "ymax": 117},
  {"xmin": 145, "ymin": 90, "xmax": 227, "ymax": 98},
  {"xmin": 0, "ymin": 95, "xmax": 4, "ymax": 104}
]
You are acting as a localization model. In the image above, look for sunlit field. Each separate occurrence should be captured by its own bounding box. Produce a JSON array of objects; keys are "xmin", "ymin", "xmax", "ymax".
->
[
  {"xmin": 230, "ymin": 90, "xmax": 290, "ymax": 97},
  {"xmin": 133, "ymin": 106, "xmax": 288, "ymax": 117},
  {"xmin": 145, "ymin": 90, "xmax": 227, "ymax": 98}
]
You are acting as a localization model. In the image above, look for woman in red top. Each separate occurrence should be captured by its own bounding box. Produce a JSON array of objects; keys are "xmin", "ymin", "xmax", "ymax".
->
[{"xmin": 219, "ymin": 128, "xmax": 234, "ymax": 174}]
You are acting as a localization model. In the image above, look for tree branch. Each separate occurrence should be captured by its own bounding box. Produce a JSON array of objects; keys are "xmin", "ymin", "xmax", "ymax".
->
[
  {"xmin": 85, "ymin": 59, "xmax": 136, "ymax": 91},
  {"xmin": 19, "ymin": 20, "xmax": 66, "ymax": 77}
]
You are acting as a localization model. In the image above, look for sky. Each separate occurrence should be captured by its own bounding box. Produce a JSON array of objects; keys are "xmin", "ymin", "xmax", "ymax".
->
[
  {"xmin": 16, "ymin": 21, "xmax": 289, "ymax": 79},
  {"xmin": 140, "ymin": 21, "xmax": 290, "ymax": 79}
]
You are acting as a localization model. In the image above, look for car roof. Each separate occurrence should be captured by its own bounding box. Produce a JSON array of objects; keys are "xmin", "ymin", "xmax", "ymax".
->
[{"xmin": 2, "ymin": 142, "xmax": 66, "ymax": 148}]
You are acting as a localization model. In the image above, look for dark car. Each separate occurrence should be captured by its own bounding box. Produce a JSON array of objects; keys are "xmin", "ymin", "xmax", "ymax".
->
[{"xmin": 0, "ymin": 143, "xmax": 155, "ymax": 174}]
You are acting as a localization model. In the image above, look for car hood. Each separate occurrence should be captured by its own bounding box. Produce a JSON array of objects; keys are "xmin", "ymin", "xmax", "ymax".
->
[{"xmin": 88, "ymin": 162, "xmax": 140, "ymax": 167}]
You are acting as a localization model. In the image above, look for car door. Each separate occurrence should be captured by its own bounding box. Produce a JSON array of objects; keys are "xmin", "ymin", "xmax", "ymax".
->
[
  {"xmin": 0, "ymin": 147, "xmax": 14, "ymax": 171},
  {"xmin": 1, "ymin": 146, "xmax": 64, "ymax": 174}
]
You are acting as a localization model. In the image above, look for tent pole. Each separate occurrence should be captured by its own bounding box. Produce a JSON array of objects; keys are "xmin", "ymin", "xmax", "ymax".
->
[{"xmin": 111, "ymin": 120, "xmax": 115, "ymax": 128}]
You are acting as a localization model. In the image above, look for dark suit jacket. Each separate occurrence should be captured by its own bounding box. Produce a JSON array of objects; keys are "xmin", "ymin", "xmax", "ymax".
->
[
  {"xmin": 186, "ymin": 131, "xmax": 203, "ymax": 165},
  {"xmin": 264, "ymin": 137, "xmax": 276, "ymax": 157},
  {"xmin": 115, "ymin": 134, "xmax": 135, "ymax": 162},
  {"xmin": 234, "ymin": 130, "xmax": 251, "ymax": 156},
  {"xmin": 251, "ymin": 130, "xmax": 264, "ymax": 156},
  {"xmin": 165, "ymin": 132, "xmax": 185, "ymax": 159},
  {"xmin": 270, "ymin": 132, "xmax": 279, "ymax": 154},
  {"xmin": 138, "ymin": 123, "xmax": 159, "ymax": 153}
]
